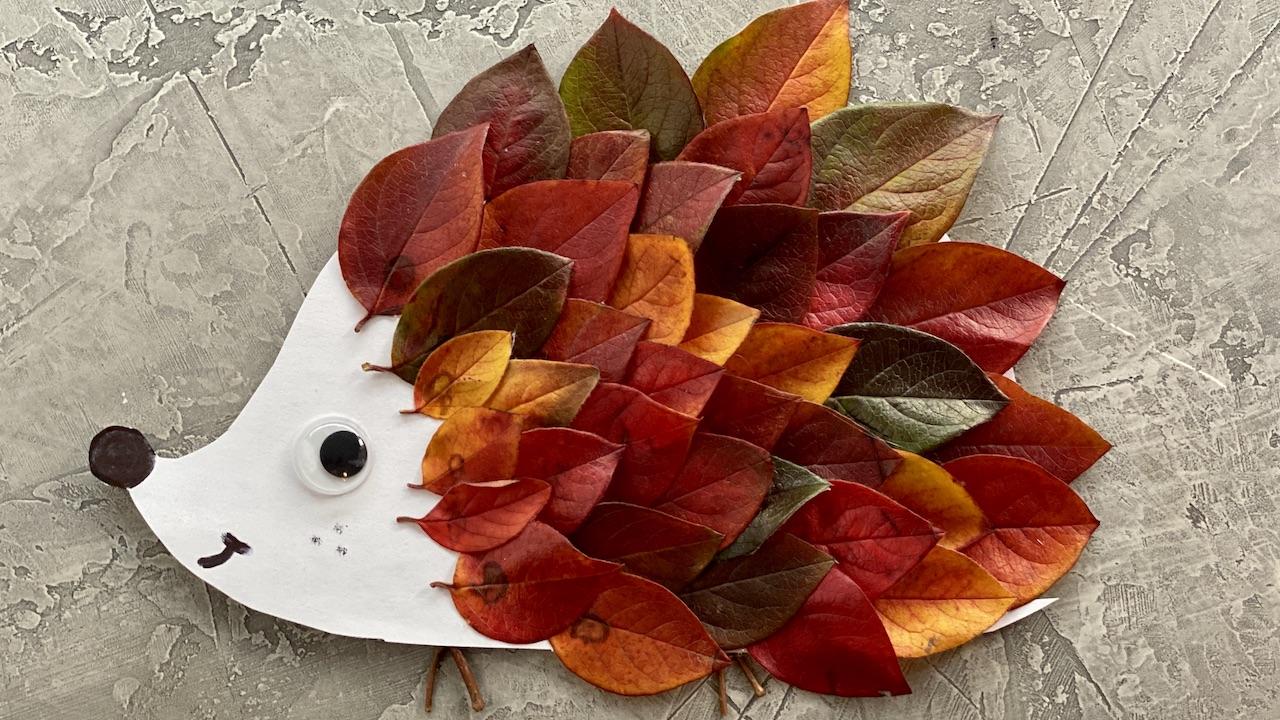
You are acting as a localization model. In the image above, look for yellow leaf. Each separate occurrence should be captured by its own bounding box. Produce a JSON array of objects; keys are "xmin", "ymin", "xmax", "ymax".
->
[
  {"xmin": 487, "ymin": 359, "xmax": 600, "ymax": 427},
  {"xmin": 608, "ymin": 234, "xmax": 695, "ymax": 344},
  {"xmin": 879, "ymin": 452, "xmax": 986, "ymax": 550},
  {"xmin": 724, "ymin": 322, "xmax": 857, "ymax": 403},
  {"xmin": 413, "ymin": 330, "xmax": 512, "ymax": 419},
  {"xmin": 679, "ymin": 294, "xmax": 760, "ymax": 365},
  {"xmin": 419, "ymin": 408, "xmax": 523, "ymax": 493}
]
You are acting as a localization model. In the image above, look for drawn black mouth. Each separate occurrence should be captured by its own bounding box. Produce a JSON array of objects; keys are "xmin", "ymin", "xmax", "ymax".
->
[{"xmin": 198, "ymin": 533, "xmax": 251, "ymax": 568}]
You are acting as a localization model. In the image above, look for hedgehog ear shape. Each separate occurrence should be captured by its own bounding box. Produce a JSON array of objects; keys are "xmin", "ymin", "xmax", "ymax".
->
[{"xmin": 89, "ymin": 426, "xmax": 155, "ymax": 488}]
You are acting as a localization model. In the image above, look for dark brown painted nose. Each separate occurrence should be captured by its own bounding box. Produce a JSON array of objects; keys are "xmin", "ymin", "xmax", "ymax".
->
[{"xmin": 89, "ymin": 426, "xmax": 155, "ymax": 488}]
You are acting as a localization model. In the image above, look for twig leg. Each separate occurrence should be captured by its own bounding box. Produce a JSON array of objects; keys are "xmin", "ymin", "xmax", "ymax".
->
[
  {"xmin": 424, "ymin": 647, "xmax": 447, "ymax": 713},
  {"xmin": 735, "ymin": 654, "xmax": 766, "ymax": 697},
  {"xmin": 450, "ymin": 647, "xmax": 486, "ymax": 712},
  {"xmin": 717, "ymin": 668, "xmax": 728, "ymax": 716}
]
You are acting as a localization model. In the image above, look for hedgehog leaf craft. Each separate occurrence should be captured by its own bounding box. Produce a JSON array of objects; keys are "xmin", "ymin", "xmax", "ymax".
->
[{"xmin": 89, "ymin": 1, "xmax": 1109, "ymax": 709}]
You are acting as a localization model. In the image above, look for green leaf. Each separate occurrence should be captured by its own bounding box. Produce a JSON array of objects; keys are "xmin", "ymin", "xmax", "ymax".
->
[
  {"xmin": 559, "ymin": 9, "xmax": 704, "ymax": 160},
  {"xmin": 719, "ymin": 457, "xmax": 830, "ymax": 559},
  {"xmin": 381, "ymin": 248, "xmax": 572, "ymax": 382},
  {"xmin": 681, "ymin": 533, "xmax": 834, "ymax": 649},
  {"xmin": 809, "ymin": 103, "xmax": 1000, "ymax": 248},
  {"xmin": 825, "ymin": 323, "xmax": 1008, "ymax": 452}
]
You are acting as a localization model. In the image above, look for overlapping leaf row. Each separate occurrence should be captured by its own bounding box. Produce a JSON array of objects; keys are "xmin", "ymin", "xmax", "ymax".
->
[{"xmin": 338, "ymin": 0, "xmax": 1111, "ymax": 700}]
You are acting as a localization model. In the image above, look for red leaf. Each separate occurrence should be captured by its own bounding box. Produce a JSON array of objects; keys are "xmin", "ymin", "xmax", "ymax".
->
[
  {"xmin": 438, "ymin": 521, "xmax": 620, "ymax": 644},
  {"xmin": 676, "ymin": 108, "xmax": 812, "ymax": 206},
  {"xmin": 551, "ymin": 573, "xmax": 730, "ymax": 695},
  {"xmin": 572, "ymin": 383, "xmax": 699, "ymax": 506},
  {"xmin": 653, "ymin": 433, "xmax": 773, "ymax": 549},
  {"xmin": 518, "ymin": 427, "xmax": 623, "ymax": 534},
  {"xmin": 478, "ymin": 179, "xmax": 640, "ymax": 302},
  {"xmin": 803, "ymin": 211, "xmax": 909, "ymax": 329},
  {"xmin": 945, "ymin": 455, "xmax": 1099, "ymax": 606},
  {"xmin": 339, "ymin": 126, "xmax": 487, "ymax": 327},
  {"xmin": 433, "ymin": 45, "xmax": 571, "ymax": 197},
  {"xmin": 566, "ymin": 129, "xmax": 651, "ymax": 184},
  {"xmin": 748, "ymin": 569, "xmax": 909, "ymax": 698},
  {"xmin": 773, "ymin": 401, "xmax": 902, "ymax": 488},
  {"xmin": 696, "ymin": 203, "xmax": 818, "ymax": 323},
  {"xmin": 572, "ymin": 503, "xmax": 723, "ymax": 589},
  {"xmin": 699, "ymin": 374, "xmax": 802, "ymax": 451},
  {"xmin": 622, "ymin": 341, "xmax": 724, "ymax": 417},
  {"xmin": 632, "ymin": 161, "xmax": 739, "ymax": 251},
  {"xmin": 931, "ymin": 374, "xmax": 1111, "ymax": 483},
  {"xmin": 539, "ymin": 299, "xmax": 650, "ymax": 383},
  {"xmin": 781, "ymin": 480, "xmax": 940, "ymax": 599},
  {"xmin": 866, "ymin": 242, "xmax": 1065, "ymax": 373},
  {"xmin": 399, "ymin": 478, "xmax": 551, "ymax": 553}
]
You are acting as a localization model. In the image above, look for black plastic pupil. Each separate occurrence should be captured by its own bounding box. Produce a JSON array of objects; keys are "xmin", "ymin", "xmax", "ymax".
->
[{"xmin": 319, "ymin": 430, "xmax": 367, "ymax": 479}]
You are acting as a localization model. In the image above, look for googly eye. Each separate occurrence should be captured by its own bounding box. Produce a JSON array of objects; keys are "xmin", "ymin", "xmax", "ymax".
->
[{"xmin": 293, "ymin": 415, "xmax": 372, "ymax": 495}]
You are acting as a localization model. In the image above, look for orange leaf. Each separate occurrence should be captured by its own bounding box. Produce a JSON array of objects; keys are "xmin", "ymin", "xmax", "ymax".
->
[
  {"xmin": 946, "ymin": 455, "xmax": 1099, "ymax": 606},
  {"xmin": 418, "ymin": 407, "xmax": 523, "ymax": 493},
  {"xmin": 724, "ymin": 322, "xmax": 858, "ymax": 403},
  {"xmin": 551, "ymin": 573, "xmax": 730, "ymax": 696},
  {"xmin": 607, "ymin": 234, "xmax": 695, "ymax": 344},
  {"xmin": 486, "ymin": 359, "xmax": 600, "ymax": 428},
  {"xmin": 678, "ymin": 294, "xmax": 760, "ymax": 365},
  {"xmin": 878, "ymin": 452, "xmax": 986, "ymax": 550},
  {"xmin": 399, "ymin": 478, "xmax": 551, "ymax": 552},
  {"xmin": 873, "ymin": 546, "xmax": 1015, "ymax": 657},
  {"xmin": 412, "ymin": 330, "xmax": 512, "ymax": 418},
  {"xmin": 692, "ymin": 0, "xmax": 851, "ymax": 125}
]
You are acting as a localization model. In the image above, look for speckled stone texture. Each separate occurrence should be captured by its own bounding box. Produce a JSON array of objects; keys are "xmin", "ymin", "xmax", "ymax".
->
[{"xmin": 1, "ymin": 1, "xmax": 1277, "ymax": 718}]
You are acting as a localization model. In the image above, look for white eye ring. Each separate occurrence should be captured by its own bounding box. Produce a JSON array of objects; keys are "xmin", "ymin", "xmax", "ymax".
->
[{"xmin": 292, "ymin": 415, "xmax": 373, "ymax": 496}]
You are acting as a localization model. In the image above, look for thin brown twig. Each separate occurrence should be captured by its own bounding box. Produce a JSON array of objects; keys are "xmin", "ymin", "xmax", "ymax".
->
[
  {"xmin": 717, "ymin": 668, "xmax": 728, "ymax": 716},
  {"xmin": 450, "ymin": 647, "xmax": 486, "ymax": 712},
  {"xmin": 424, "ymin": 647, "xmax": 446, "ymax": 713},
  {"xmin": 735, "ymin": 654, "xmax": 766, "ymax": 697}
]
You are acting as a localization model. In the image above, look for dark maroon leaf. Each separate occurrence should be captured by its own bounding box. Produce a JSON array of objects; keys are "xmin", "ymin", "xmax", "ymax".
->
[
  {"xmin": 773, "ymin": 401, "xmax": 902, "ymax": 488},
  {"xmin": 695, "ymin": 203, "xmax": 818, "ymax": 323},
  {"xmin": 572, "ymin": 502, "xmax": 723, "ymax": 589},
  {"xmin": 699, "ymin": 374, "xmax": 803, "ymax": 451}
]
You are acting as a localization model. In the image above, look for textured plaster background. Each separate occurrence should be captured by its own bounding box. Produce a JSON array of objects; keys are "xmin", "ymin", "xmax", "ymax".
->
[{"xmin": 1, "ymin": 1, "xmax": 1278, "ymax": 718}]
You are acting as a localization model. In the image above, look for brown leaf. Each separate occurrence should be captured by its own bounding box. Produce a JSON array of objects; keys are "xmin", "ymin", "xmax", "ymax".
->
[{"xmin": 773, "ymin": 401, "xmax": 902, "ymax": 488}]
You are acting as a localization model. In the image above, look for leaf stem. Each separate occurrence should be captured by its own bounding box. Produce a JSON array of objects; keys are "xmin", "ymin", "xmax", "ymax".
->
[
  {"xmin": 450, "ymin": 648, "xmax": 485, "ymax": 712},
  {"xmin": 717, "ymin": 668, "xmax": 728, "ymax": 716},
  {"xmin": 735, "ymin": 654, "xmax": 766, "ymax": 697},
  {"xmin": 424, "ymin": 647, "xmax": 446, "ymax": 713}
]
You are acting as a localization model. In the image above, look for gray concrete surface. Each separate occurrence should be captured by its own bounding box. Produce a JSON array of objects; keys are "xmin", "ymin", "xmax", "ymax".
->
[{"xmin": 2, "ymin": 0, "xmax": 1278, "ymax": 718}]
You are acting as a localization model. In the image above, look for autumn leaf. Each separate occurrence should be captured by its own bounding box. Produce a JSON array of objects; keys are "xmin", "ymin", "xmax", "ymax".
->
[
  {"xmin": 560, "ymin": 9, "xmax": 704, "ymax": 160},
  {"xmin": 773, "ymin": 400, "xmax": 901, "ymax": 488},
  {"xmin": 608, "ymin": 234, "xmax": 695, "ymax": 344},
  {"xmin": 551, "ymin": 573, "xmax": 730, "ymax": 695},
  {"xmin": 632, "ymin": 162, "xmax": 739, "ymax": 251},
  {"xmin": 879, "ymin": 452, "xmax": 986, "ymax": 550},
  {"xmin": 931, "ymin": 373, "xmax": 1111, "ymax": 483},
  {"xmin": 339, "ymin": 125, "xmax": 487, "ymax": 328},
  {"xmin": 486, "ymin": 359, "xmax": 600, "ymax": 428},
  {"xmin": 696, "ymin": 203, "xmax": 818, "ymax": 323},
  {"xmin": 826, "ymin": 322, "xmax": 1008, "ymax": 452},
  {"xmin": 410, "ymin": 330, "xmax": 512, "ymax": 418},
  {"xmin": 433, "ymin": 45, "xmax": 570, "ymax": 197},
  {"xmin": 572, "ymin": 383, "xmax": 699, "ymax": 506},
  {"xmin": 518, "ymin": 427, "xmax": 622, "ymax": 534},
  {"xmin": 572, "ymin": 503, "xmax": 723, "ymax": 590},
  {"xmin": 398, "ymin": 478, "xmax": 551, "ymax": 553},
  {"xmin": 566, "ymin": 129, "xmax": 651, "ymax": 184},
  {"xmin": 724, "ymin": 322, "xmax": 858, "ymax": 403},
  {"xmin": 810, "ymin": 103, "xmax": 1000, "ymax": 248},
  {"xmin": 692, "ymin": 0, "xmax": 851, "ymax": 126},
  {"xmin": 676, "ymin": 108, "xmax": 812, "ymax": 206},
  {"xmin": 653, "ymin": 433, "xmax": 773, "ymax": 549},
  {"xmin": 945, "ymin": 455, "xmax": 1099, "ymax": 606},
  {"xmin": 539, "ymin": 299, "xmax": 650, "ymax": 383},
  {"xmin": 437, "ymin": 521, "xmax": 620, "ymax": 644},
  {"xmin": 478, "ymin": 179, "xmax": 639, "ymax": 302},
  {"xmin": 803, "ymin": 211, "xmax": 909, "ymax": 329},
  {"xmin": 683, "ymin": 533, "xmax": 833, "ymax": 648},
  {"xmin": 418, "ymin": 407, "xmax": 523, "ymax": 494},
  {"xmin": 622, "ymin": 341, "xmax": 724, "ymax": 417},
  {"xmin": 748, "ymin": 570, "xmax": 910, "ymax": 697},
  {"xmin": 386, "ymin": 248, "xmax": 571, "ymax": 382},
  {"xmin": 865, "ymin": 242, "xmax": 1065, "ymax": 373},
  {"xmin": 700, "ymin": 374, "xmax": 802, "ymax": 451},
  {"xmin": 872, "ymin": 546, "xmax": 1014, "ymax": 657},
  {"xmin": 678, "ymin": 294, "xmax": 760, "ymax": 365},
  {"xmin": 719, "ymin": 457, "xmax": 830, "ymax": 559},
  {"xmin": 781, "ymin": 479, "xmax": 939, "ymax": 599}
]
